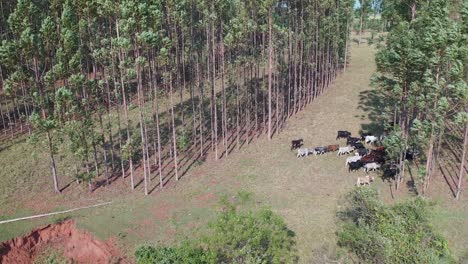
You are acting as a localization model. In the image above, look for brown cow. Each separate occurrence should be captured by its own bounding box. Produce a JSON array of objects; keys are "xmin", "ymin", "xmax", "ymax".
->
[
  {"xmin": 375, "ymin": 146, "xmax": 385, "ymax": 152},
  {"xmin": 327, "ymin": 144, "xmax": 339, "ymax": 152},
  {"xmin": 362, "ymin": 150, "xmax": 386, "ymax": 164}
]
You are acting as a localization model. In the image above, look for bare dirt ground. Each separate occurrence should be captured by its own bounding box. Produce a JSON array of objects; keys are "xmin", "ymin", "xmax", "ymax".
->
[
  {"xmin": 0, "ymin": 220, "xmax": 124, "ymax": 263},
  {"xmin": 1, "ymin": 38, "xmax": 466, "ymax": 263}
]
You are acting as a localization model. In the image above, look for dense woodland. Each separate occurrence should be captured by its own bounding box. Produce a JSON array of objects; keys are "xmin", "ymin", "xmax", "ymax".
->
[
  {"xmin": 0, "ymin": 0, "xmax": 356, "ymax": 194},
  {"xmin": 0, "ymin": 0, "xmax": 466, "ymax": 199},
  {"xmin": 1, "ymin": 0, "xmax": 467, "ymax": 199},
  {"xmin": 372, "ymin": 0, "xmax": 467, "ymax": 199}
]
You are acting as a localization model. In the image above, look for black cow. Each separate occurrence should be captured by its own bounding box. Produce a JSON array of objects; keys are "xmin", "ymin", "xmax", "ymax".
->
[
  {"xmin": 291, "ymin": 139, "xmax": 304, "ymax": 150},
  {"xmin": 336, "ymin": 130, "xmax": 351, "ymax": 140},
  {"xmin": 348, "ymin": 160, "xmax": 364, "ymax": 172},
  {"xmin": 405, "ymin": 149, "xmax": 420, "ymax": 161},
  {"xmin": 357, "ymin": 148, "xmax": 370, "ymax": 156},
  {"xmin": 314, "ymin": 147, "xmax": 328, "ymax": 155},
  {"xmin": 382, "ymin": 166, "xmax": 399, "ymax": 182},
  {"xmin": 346, "ymin": 137, "xmax": 361, "ymax": 145},
  {"xmin": 351, "ymin": 142, "xmax": 365, "ymax": 149}
]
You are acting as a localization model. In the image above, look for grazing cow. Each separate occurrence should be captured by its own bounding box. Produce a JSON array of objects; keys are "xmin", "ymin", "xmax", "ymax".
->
[
  {"xmin": 313, "ymin": 147, "xmax": 328, "ymax": 155},
  {"xmin": 360, "ymin": 132, "xmax": 373, "ymax": 141},
  {"xmin": 382, "ymin": 167, "xmax": 398, "ymax": 182},
  {"xmin": 337, "ymin": 146, "xmax": 355, "ymax": 156},
  {"xmin": 365, "ymin": 135, "xmax": 378, "ymax": 144},
  {"xmin": 291, "ymin": 139, "xmax": 304, "ymax": 150},
  {"xmin": 356, "ymin": 175, "xmax": 375, "ymax": 186},
  {"xmin": 348, "ymin": 161, "xmax": 364, "ymax": 172},
  {"xmin": 405, "ymin": 149, "xmax": 420, "ymax": 161},
  {"xmin": 372, "ymin": 149, "xmax": 386, "ymax": 159},
  {"xmin": 361, "ymin": 155, "xmax": 374, "ymax": 164},
  {"xmin": 361, "ymin": 152, "xmax": 386, "ymax": 164},
  {"xmin": 364, "ymin": 162, "xmax": 382, "ymax": 172},
  {"xmin": 351, "ymin": 141, "xmax": 365, "ymax": 149},
  {"xmin": 297, "ymin": 148, "xmax": 310, "ymax": 157},
  {"xmin": 345, "ymin": 155, "xmax": 362, "ymax": 167},
  {"xmin": 327, "ymin": 144, "xmax": 340, "ymax": 152},
  {"xmin": 375, "ymin": 146, "xmax": 385, "ymax": 152},
  {"xmin": 346, "ymin": 137, "xmax": 361, "ymax": 145},
  {"xmin": 357, "ymin": 148, "xmax": 369, "ymax": 156},
  {"xmin": 336, "ymin": 130, "xmax": 351, "ymax": 140}
]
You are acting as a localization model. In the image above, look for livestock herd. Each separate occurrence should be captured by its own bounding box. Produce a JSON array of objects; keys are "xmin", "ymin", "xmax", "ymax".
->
[{"xmin": 291, "ymin": 130, "xmax": 404, "ymax": 187}]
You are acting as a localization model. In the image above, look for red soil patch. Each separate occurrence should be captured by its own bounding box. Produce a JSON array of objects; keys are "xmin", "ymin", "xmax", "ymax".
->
[{"xmin": 0, "ymin": 220, "xmax": 125, "ymax": 263}]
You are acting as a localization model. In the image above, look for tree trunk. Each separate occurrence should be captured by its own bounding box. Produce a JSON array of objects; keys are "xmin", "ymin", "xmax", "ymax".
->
[
  {"xmin": 275, "ymin": 61, "xmax": 280, "ymax": 133},
  {"xmin": 287, "ymin": 30, "xmax": 292, "ymax": 117},
  {"xmin": 220, "ymin": 21, "xmax": 228, "ymax": 156},
  {"xmin": 236, "ymin": 68, "xmax": 241, "ymax": 150},
  {"xmin": 150, "ymin": 58, "xmax": 164, "ymax": 189},
  {"xmin": 456, "ymin": 125, "xmax": 467, "ymax": 200},
  {"xmin": 116, "ymin": 21, "xmax": 134, "ymax": 190},
  {"xmin": 104, "ymin": 77, "xmax": 115, "ymax": 171},
  {"xmin": 298, "ymin": 1, "xmax": 304, "ymax": 110},
  {"xmin": 98, "ymin": 113, "xmax": 110, "ymax": 185},
  {"xmin": 109, "ymin": 42, "xmax": 125, "ymax": 179},
  {"xmin": 91, "ymin": 137, "xmax": 100, "ymax": 179},
  {"xmin": 267, "ymin": 8, "xmax": 273, "ymax": 140},
  {"xmin": 0, "ymin": 95, "xmax": 7, "ymax": 136},
  {"xmin": 135, "ymin": 46, "xmax": 148, "ymax": 196},
  {"xmin": 411, "ymin": 2, "xmax": 417, "ymax": 20},
  {"xmin": 423, "ymin": 134, "xmax": 435, "ymax": 195},
  {"xmin": 293, "ymin": 14, "xmax": 298, "ymax": 114},
  {"xmin": 358, "ymin": 1, "xmax": 364, "ymax": 46},
  {"xmin": 47, "ymin": 131, "xmax": 60, "ymax": 193},
  {"xmin": 169, "ymin": 74, "xmax": 179, "ymax": 181},
  {"xmin": 196, "ymin": 57, "xmax": 204, "ymax": 158},
  {"xmin": 211, "ymin": 9, "xmax": 218, "ymax": 160}
]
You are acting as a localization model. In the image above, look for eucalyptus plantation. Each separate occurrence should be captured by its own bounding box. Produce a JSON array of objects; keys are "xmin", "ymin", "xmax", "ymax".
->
[{"xmin": 0, "ymin": 0, "xmax": 354, "ymax": 194}]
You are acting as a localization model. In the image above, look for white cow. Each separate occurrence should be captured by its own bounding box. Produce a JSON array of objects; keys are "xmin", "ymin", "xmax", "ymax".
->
[
  {"xmin": 365, "ymin": 135, "xmax": 378, "ymax": 144},
  {"xmin": 297, "ymin": 148, "xmax": 310, "ymax": 158},
  {"xmin": 337, "ymin": 146, "xmax": 355, "ymax": 156},
  {"xmin": 356, "ymin": 175, "xmax": 375, "ymax": 186},
  {"xmin": 345, "ymin": 155, "xmax": 362, "ymax": 167},
  {"xmin": 363, "ymin": 162, "xmax": 382, "ymax": 172}
]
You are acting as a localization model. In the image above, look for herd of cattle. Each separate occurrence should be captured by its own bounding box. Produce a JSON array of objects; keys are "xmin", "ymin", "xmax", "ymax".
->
[{"xmin": 291, "ymin": 130, "xmax": 409, "ymax": 186}]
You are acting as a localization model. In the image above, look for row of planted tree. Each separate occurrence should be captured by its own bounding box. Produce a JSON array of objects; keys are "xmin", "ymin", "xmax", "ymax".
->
[
  {"xmin": 0, "ymin": 0, "xmax": 355, "ymax": 194},
  {"xmin": 374, "ymin": 0, "xmax": 467, "ymax": 199}
]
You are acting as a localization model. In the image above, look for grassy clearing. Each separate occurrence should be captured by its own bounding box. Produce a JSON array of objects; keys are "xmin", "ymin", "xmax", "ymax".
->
[{"xmin": 0, "ymin": 36, "xmax": 466, "ymax": 263}]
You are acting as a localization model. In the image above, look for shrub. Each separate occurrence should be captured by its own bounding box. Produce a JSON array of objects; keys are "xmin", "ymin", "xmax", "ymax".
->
[
  {"xmin": 338, "ymin": 188, "xmax": 455, "ymax": 263},
  {"xmin": 204, "ymin": 208, "xmax": 297, "ymax": 263},
  {"xmin": 135, "ymin": 244, "xmax": 213, "ymax": 264},
  {"xmin": 135, "ymin": 201, "xmax": 297, "ymax": 264}
]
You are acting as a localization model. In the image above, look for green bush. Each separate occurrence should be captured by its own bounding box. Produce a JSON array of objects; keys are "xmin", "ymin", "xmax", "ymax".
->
[
  {"xmin": 205, "ymin": 208, "xmax": 297, "ymax": 263},
  {"xmin": 338, "ymin": 188, "xmax": 455, "ymax": 263},
  {"xmin": 135, "ymin": 243, "xmax": 213, "ymax": 264},
  {"xmin": 135, "ymin": 202, "xmax": 297, "ymax": 264}
]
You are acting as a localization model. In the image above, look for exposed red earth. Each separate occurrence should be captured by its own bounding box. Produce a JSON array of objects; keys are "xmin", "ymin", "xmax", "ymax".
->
[{"xmin": 0, "ymin": 220, "xmax": 125, "ymax": 263}]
